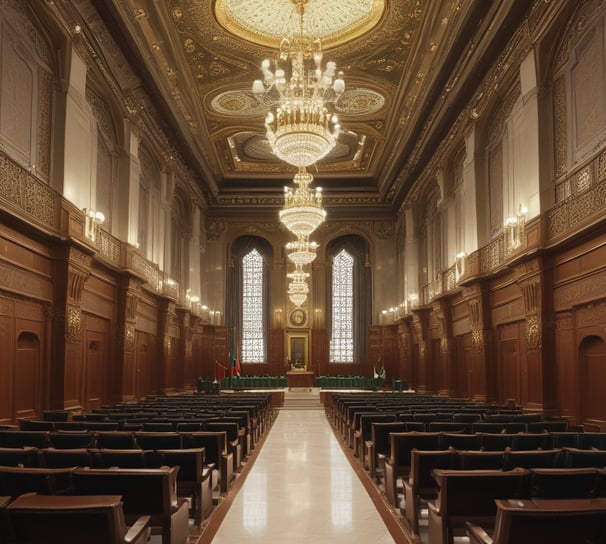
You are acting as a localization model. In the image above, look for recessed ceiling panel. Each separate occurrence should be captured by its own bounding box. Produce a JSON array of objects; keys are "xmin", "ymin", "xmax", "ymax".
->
[{"xmin": 214, "ymin": 0, "xmax": 386, "ymax": 48}]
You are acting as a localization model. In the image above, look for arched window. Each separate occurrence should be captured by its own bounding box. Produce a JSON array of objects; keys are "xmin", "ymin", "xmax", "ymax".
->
[
  {"xmin": 327, "ymin": 235, "xmax": 371, "ymax": 363},
  {"xmin": 242, "ymin": 248, "xmax": 264, "ymax": 362},
  {"xmin": 330, "ymin": 249, "xmax": 354, "ymax": 362},
  {"xmin": 226, "ymin": 236, "xmax": 272, "ymax": 363}
]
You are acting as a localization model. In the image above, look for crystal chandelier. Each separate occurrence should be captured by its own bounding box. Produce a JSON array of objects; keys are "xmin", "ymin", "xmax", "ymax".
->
[
  {"xmin": 287, "ymin": 267, "xmax": 310, "ymax": 307},
  {"xmin": 252, "ymin": 0, "xmax": 345, "ymax": 167},
  {"xmin": 279, "ymin": 167, "xmax": 326, "ymax": 238},
  {"xmin": 286, "ymin": 237, "xmax": 319, "ymax": 267}
]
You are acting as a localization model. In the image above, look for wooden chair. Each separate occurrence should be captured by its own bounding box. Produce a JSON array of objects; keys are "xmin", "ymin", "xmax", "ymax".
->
[
  {"xmin": 157, "ymin": 448, "xmax": 213, "ymax": 525},
  {"xmin": 458, "ymin": 450, "xmax": 506, "ymax": 470},
  {"xmin": 72, "ymin": 466, "xmax": 189, "ymax": 544},
  {"xmin": 427, "ymin": 468, "xmax": 530, "ymax": 544},
  {"xmin": 383, "ymin": 432, "xmax": 442, "ymax": 506},
  {"xmin": 403, "ymin": 448, "xmax": 459, "ymax": 537},
  {"xmin": 466, "ymin": 498, "xmax": 606, "ymax": 544},
  {"xmin": 181, "ymin": 431, "xmax": 233, "ymax": 493},
  {"xmin": 365, "ymin": 421, "xmax": 408, "ymax": 480},
  {"xmin": 7, "ymin": 492, "xmax": 150, "ymax": 544}
]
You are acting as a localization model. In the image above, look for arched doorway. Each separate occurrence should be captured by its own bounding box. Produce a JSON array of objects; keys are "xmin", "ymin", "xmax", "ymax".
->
[
  {"xmin": 579, "ymin": 335, "xmax": 606, "ymax": 426},
  {"xmin": 15, "ymin": 332, "xmax": 41, "ymax": 420}
]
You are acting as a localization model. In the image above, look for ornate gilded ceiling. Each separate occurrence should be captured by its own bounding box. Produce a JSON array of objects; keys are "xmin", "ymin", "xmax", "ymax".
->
[{"xmin": 93, "ymin": 0, "xmax": 533, "ymax": 214}]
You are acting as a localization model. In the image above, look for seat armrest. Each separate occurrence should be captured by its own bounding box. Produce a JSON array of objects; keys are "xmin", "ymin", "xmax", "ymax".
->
[
  {"xmin": 465, "ymin": 521, "xmax": 493, "ymax": 544},
  {"xmin": 426, "ymin": 500, "xmax": 440, "ymax": 516},
  {"xmin": 124, "ymin": 515, "xmax": 151, "ymax": 544}
]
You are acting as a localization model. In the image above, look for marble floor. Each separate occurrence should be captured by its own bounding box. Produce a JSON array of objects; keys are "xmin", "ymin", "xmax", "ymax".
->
[{"xmin": 206, "ymin": 405, "xmax": 398, "ymax": 544}]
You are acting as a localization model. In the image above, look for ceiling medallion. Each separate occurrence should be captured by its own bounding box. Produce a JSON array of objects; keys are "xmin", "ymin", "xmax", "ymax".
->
[{"xmin": 214, "ymin": 0, "xmax": 385, "ymax": 49}]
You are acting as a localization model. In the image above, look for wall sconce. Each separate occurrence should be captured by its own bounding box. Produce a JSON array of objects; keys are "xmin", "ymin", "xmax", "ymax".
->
[
  {"xmin": 83, "ymin": 208, "xmax": 105, "ymax": 242},
  {"xmin": 504, "ymin": 205, "xmax": 527, "ymax": 251},
  {"xmin": 455, "ymin": 251, "xmax": 466, "ymax": 278},
  {"xmin": 381, "ymin": 307, "xmax": 397, "ymax": 324},
  {"xmin": 408, "ymin": 293, "xmax": 418, "ymax": 309}
]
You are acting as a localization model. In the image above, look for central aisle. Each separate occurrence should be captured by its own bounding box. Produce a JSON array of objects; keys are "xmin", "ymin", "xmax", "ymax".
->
[{"xmin": 210, "ymin": 408, "xmax": 396, "ymax": 543}]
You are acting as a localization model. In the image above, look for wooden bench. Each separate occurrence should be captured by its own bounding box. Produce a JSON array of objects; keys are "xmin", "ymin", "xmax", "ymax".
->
[
  {"xmin": 427, "ymin": 468, "xmax": 530, "ymax": 544},
  {"xmin": 72, "ymin": 466, "xmax": 189, "ymax": 544},
  {"xmin": 466, "ymin": 498, "xmax": 606, "ymax": 544},
  {"xmin": 7, "ymin": 492, "xmax": 151, "ymax": 544}
]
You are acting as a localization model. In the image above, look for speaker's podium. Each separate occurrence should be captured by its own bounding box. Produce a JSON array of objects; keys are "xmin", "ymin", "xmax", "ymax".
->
[{"xmin": 286, "ymin": 365, "xmax": 314, "ymax": 391}]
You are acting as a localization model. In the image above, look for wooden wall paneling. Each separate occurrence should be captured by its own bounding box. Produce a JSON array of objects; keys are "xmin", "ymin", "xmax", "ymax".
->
[
  {"xmin": 135, "ymin": 331, "xmax": 154, "ymax": 398},
  {"xmin": 498, "ymin": 323, "xmax": 522, "ymax": 407},
  {"xmin": 269, "ymin": 329, "xmax": 284, "ymax": 375},
  {"xmin": 455, "ymin": 333, "xmax": 473, "ymax": 399},
  {"xmin": 83, "ymin": 328, "xmax": 107, "ymax": 410},
  {"xmin": 579, "ymin": 335, "xmax": 606, "ymax": 428},
  {"xmin": 14, "ymin": 316, "xmax": 44, "ymax": 420},
  {"xmin": 0, "ymin": 309, "xmax": 14, "ymax": 423},
  {"xmin": 311, "ymin": 328, "xmax": 326, "ymax": 375},
  {"xmin": 555, "ymin": 312, "xmax": 577, "ymax": 422}
]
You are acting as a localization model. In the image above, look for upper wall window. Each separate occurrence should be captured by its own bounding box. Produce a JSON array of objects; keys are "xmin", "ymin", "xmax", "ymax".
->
[
  {"xmin": 327, "ymin": 235, "xmax": 371, "ymax": 363},
  {"xmin": 226, "ymin": 236, "xmax": 272, "ymax": 364},
  {"xmin": 242, "ymin": 248, "xmax": 265, "ymax": 363},
  {"xmin": 329, "ymin": 248, "xmax": 354, "ymax": 362},
  {"xmin": 0, "ymin": 5, "xmax": 54, "ymax": 181}
]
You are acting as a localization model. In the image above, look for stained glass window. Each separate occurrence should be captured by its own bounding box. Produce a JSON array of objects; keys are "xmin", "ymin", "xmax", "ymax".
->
[
  {"xmin": 241, "ymin": 248, "xmax": 265, "ymax": 362},
  {"xmin": 329, "ymin": 249, "xmax": 354, "ymax": 362}
]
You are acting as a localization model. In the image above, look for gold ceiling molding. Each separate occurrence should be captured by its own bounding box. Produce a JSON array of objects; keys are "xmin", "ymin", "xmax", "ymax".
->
[
  {"xmin": 214, "ymin": 0, "xmax": 386, "ymax": 49},
  {"xmin": 210, "ymin": 87, "xmax": 385, "ymax": 117}
]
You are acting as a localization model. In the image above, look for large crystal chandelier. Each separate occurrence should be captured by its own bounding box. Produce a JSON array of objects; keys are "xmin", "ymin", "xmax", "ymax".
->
[{"xmin": 252, "ymin": 0, "xmax": 345, "ymax": 168}]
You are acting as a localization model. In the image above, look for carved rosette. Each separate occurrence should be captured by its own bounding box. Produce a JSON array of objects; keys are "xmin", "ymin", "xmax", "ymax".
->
[
  {"xmin": 66, "ymin": 305, "xmax": 82, "ymax": 343},
  {"xmin": 124, "ymin": 323, "xmax": 136, "ymax": 353},
  {"xmin": 525, "ymin": 313, "xmax": 542, "ymax": 352},
  {"xmin": 471, "ymin": 328, "xmax": 484, "ymax": 353}
]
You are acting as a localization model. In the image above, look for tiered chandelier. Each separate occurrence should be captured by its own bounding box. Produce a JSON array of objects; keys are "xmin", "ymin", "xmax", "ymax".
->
[
  {"xmin": 252, "ymin": 0, "xmax": 344, "ymax": 168},
  {"xmin": 253, "ymin": 0, "xmax": 344, "ymax": 307}
]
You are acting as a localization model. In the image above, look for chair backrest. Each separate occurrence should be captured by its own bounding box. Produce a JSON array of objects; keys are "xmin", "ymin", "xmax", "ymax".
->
[
  {"xmin": 440, "ymin": 433, "xmax": 482, "ymax": 451},
  {"xmin": 7, "ymin": 492, "xmax": 150, "ymax": 544},
  {"xmin": 409, "ymin": 449, "xmax": 459, "ymax": 490},
  {"xmin": 0, "ymin": 466, "xmax": 74, "ymax": 497},
  {"xmin": 92, "ymin": 449, "xmax": 151, "ymax": 469},
  {"xmin": 488, "ymin": 497, "xmax": 606, "ymax": 544},
  {"xmin": 156, "ymin": 448, "xmax": 204, "ymax": 482},
  {"xmin": 0, "ymin": 446, "xmax": 39, "ymax": 467},
  {"xmin": 477, "ymin": 433, "xmax": 516, "ymax": 451},
  {"xmin": 39, "ymin": 448, "xmax": 92, "ymax": 468},
  {"xmin": 73, "ymin": 466, "xmax": 178, "ymax": 517},
  {"xmin": 370, "ymin": 422, "xmax": 408, "ymax": 456},
  {"xmin": 389, "ymin": 432, "xmax": 442, "ymax": 469},
  {"xmin": 433, "ymin": 468, "xmax": 530, "ymax": 517},
  {"xmin": 458, "ymin": 450, "xmax": 506, "ymax": 470},
  {"xmin": 563, "ymin": 447, "xmax": 606, "ymax": 468},
  {"xmin": 49, "ymin": 431, "xmax": 95, "ymax": 449},
  {"xmin": 0, "ymin": 431, "xmax": 51, "ymax": 449},
  {"xmin": 510, "ymin": 433, "xmax": 553, "ymax": 451},
  {"xmin": 134, "ymin": 432, "xmax": 182, "ymax": 450},
  {"xmin": 94, "ymin": 432, "xmax": 136, "ymax": 449},
  {"xmin": 530, "ymin": 467, "xmax": 600, "ymax": 499},
  {"xmin": 180, "ymin": 432, "xmax": 226, "ymax": 465},
  {"xmin": 503, "ymin": 449, "xmax": 564, "ymax": 470}
]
